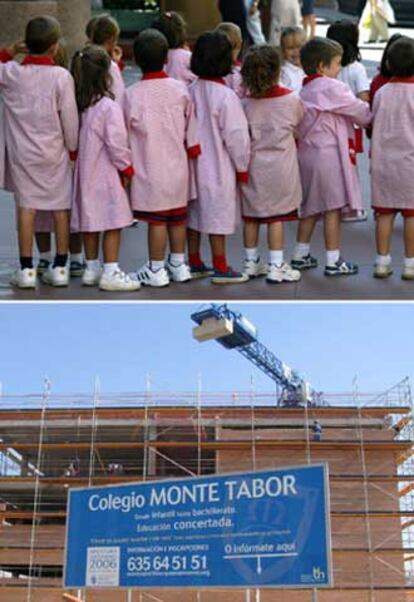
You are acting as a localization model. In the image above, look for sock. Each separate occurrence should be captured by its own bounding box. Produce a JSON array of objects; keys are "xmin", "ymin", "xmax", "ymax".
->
[
  {"xmin": 86, "ymin": 259, "xmax": 100, "ymax": 271},
  {"xmin": 404, "ymin": 256, "xmax": 414, "ymax": 268},
  {"xmin": 376, "ymin": 254, "xmax": 391, "ymax": 266},
  {"xmin": 245, "ymin": 247, "xmax": 259, "ymax": 261},
  {"xmin": 70, "ymin": 253, "xmax": 83, "ymax": 264},
  {"xmin": 326, "ymin": 249, "xmax": 340, "ymax": 267},
  {"xmin": 53, "ymin": 254, "xmax": 68, "ymax": 268},
  {"xmin": 103, "ymin": 262, "xmax": 118, "ymax": 276},
  {"xmin": 169, "ymin": 253, "xmax": 185, "ymax": 267},
  {"xmin": 150, "ymin": 260, "xmax": 165, "ymax": 271},
  {"xmin": 293, "ymin": 242, "xmax": 310, "ymax": 259},
  {"xmin": 39, "ymin": 252, "xmax": 51, "ymax": 262},
  {"xmin": 213, "ymin": 255, "xmax": 228, "ymax": 273},
  {"xmin": 20, "ymin": 256, "xmax": 33, "ymax": 270},
  {"xmin": 269, "ymin": 250, "xmax": 284, "ymax": 266},
  {"xmin": 189, "ymin": 253, "xmax": 203, "ymax": 268}
]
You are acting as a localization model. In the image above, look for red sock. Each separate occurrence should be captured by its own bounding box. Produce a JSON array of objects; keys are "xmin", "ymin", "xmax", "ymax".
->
[
  {"xmin": 213, "ymin": 255, "xmax": 228, "ymax": 273},
  {"xmin": 189, "ymin": 253, "xmax": 203, "ymax": 268}
]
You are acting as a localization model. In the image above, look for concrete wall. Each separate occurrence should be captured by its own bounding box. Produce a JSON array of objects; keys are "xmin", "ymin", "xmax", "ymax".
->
[{"xmin": 0, "ymin": 0, "xmax": 90, "ymax": 59}]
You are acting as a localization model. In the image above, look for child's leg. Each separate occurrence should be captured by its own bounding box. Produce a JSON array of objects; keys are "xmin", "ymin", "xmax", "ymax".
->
[
  {"xmin": 148, "ymin": 223, "xmax": 167, "ymax": 268},
  {"xmin": 52, "ymin": 210, "xmax": 70, "ymax": 266},
  {"xmin": 69, "ymin": 233, "xmax": 83, "ymax": 256},
  {"xmin": 103, "ymin": 229, "xmax": 121, "ymax": 265},
  {"xmin": 243, "ymin": 221, "xmax": 267, "ymax": 277},
  {"xmin": 209, "ymin": 234, "xmax": 227, "ymax": 272},
  {"xmin": 292, "ymin": 215, "xmax": 318, "ymax": 269},
  {"xmin": 35, "ymin": 233, "xmax": 51, "ymax": 254},
  {"xmin": 167, "ymin": 224, "xmax": 191, "ymax": 282},
  {"xmin": 268, "ymin": 222, "xmax": 284, "ymax": 266},
  {"xmin": 187, "ymin": 228, "xmax": 202, "ymax": 267},
  {"xmin": 375, "ymin": 213, "xmax": 394, "ymax": 278},
  {"xmin": 402, "ymin": 216, "xmax": 414, "ymax": 280},
  {"xmin": 18, "ymin": 207, "xmax": 36, "ymax": 268},
  {"xmin": 83, "ymin": 233, "xmax": 100, "ymax": 261}
]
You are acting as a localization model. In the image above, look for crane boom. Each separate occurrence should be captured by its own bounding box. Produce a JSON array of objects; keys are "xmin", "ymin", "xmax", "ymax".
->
[{"xmin": 191, "ymin": 304, "xmax": 322, "ymax": 406}]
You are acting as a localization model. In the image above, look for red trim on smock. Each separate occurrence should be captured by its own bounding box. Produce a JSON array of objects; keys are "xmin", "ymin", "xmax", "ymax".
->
[
  {"xmin": 303, "ymin": 73, "xmax": 323, "ymax": 86},
  {"xmin": 373, "ymin": 207, "xmax": 414, "ymax": 217},
  {"xmin": 120, "ymin": 165, "xmax": 135, "ymax": 178},
  {"xmin": 22, "ymin": 55, "xmax": 56, "ymax": 66},
  {"xmin": 187, "ymin": 144, "xmax": 202, "ymax": 159},
  {"xmin": 199, "ymin": 77, "xmax": 227, "ymax": 86},
  {"xmin": 237, "ymin": 171, "xmax": 249, "ymax": 184},
  {"xmin": 141, "ymin": 71, "xmax": 169, "ymax": 80},
  {"xmin": 389, "ymin": 76, "xmax": 414, "ymax": 84},
  {"xmin": 243, "ymin": 210, "xmax": 298, "ymax": 224},
  {"xmin": 348, "ymin": 138, "xmax": 357, "ymax": 166},
  {"xmin": 69, "ymin": 151, "xmax": 78, "ymax": 161},
  {"xmin": 0, "ymin": 49, "xmax": 13, "ymax": 63},
  {"xmin": 133, "ymin": 206, "xmax": 187, "ymax": 226},
  {"xmin": 263, "ymin": 85, "xmax": 292, "ymax": 99}
]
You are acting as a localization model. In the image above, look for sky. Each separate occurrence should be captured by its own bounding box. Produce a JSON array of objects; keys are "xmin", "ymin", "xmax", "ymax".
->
[{"xmin": 0, "ymin": 302, "xmax": 413, "ymax": 399}]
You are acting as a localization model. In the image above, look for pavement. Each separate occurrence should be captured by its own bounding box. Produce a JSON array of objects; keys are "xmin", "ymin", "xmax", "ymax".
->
[{"xmin": 1, "ymin": 7, "xmax": 414, "ymax": 301}]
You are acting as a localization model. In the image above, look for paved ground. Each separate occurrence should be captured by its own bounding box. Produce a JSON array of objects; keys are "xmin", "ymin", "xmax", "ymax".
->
[{"xmin": 1, "ymin": 7, "xmax": 414, "ymax": 301}]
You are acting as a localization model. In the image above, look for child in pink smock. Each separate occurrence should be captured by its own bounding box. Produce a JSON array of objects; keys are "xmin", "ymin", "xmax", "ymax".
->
[
  {"xmin": 241, "ymin": 45, "xmax": 302, "ymax": 284},
  {"xmin": 371, "ymin": 36, "xmax": 414, "ymax": 280},
  {"xmin": 216, "ymin": 22, "xmax": 244, "ymax": 98},
  {"xmin": 91, "ymin": 15, "xmax": 125, "ymax": 105},
  {"xmin": 0, "ymin": 17, "xmax": 79, "ymax": 289},
  {"xmin": 188, "ymin": 30, "xmax": 251, "ymax": 284},
  {"xmin": 71, "ymin": 45, "xmax": 139, "ymax": 292},
  {"xmin": 152, "ymin": 12, "xmax": 196, "ymax": 87},
  {"xmin": 125, "ymin": 29, "xmax": 200, "ymax": 288},
  {"xmin": 292, "ymin": 37, "xmax": 371, "ymax": 277}
]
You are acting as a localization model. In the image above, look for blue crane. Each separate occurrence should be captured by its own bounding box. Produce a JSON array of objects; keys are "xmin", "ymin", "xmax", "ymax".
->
[{"xmin": 191, "ymin": 304, "xmax": 323, "ymax": 407}]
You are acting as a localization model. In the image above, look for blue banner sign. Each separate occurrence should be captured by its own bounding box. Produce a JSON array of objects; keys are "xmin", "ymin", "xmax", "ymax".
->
[{"xmin": 64, "ymin": 465, "xmax": 332, "ymax": 589}]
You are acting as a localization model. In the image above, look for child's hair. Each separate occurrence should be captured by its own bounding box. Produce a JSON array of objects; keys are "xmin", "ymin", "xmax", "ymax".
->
[
  {"xmin": 241, "ymin": 45, "xmax": 281, "ymax": 98},
  {"xmin": 300, "ymin": 37, "xmax": 343, "ymax": 75},
  {"xmin": 326, "ymin": 20, "xmax": 360, "ymax": 66},
  {"xmin": 387, "ymin": 36, "xmax": 414, "ymax": 78},
  {"xmin": 85, "ymin": 14, "xmax": 109, "ymax": 42},
  {"xmin": 280, "ymin": 26, "xmax": 305, "ymax": 49},
  {"xmin": 380, "ymin": 33, "xmax": 403, "ymax": 77},
  {"xmin": 71, "ymin": 45, "xmax": 113, "ymax": 113},
  {"xmin": 133, "ymin": 29, "xmax": 168, "ymax": 73},
  {"xmin": 152, "ymin": 11, "xmax": 187, "ymax": 49},
  {"xmin": 90, "ymin": 15, "xmax": 120, "ymax": 46},
  {"xmin": 191, "ymin": 31, "xmax": 233, "ymax": 78},
  {"xmin": 215, "ymin": 22, "xmax": 242, "ymax": 53},
  {"xmin": 25, "ymin": 15, "xmax": 61, "ymax": 55}
]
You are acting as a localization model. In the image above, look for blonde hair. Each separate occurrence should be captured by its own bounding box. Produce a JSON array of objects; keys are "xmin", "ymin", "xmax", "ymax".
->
[{"xmin": 216, "ymin": 22, "xmax": 242, "ymax": 52}]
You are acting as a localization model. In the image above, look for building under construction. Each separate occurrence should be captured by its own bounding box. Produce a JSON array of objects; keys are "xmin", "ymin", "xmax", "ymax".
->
[{"xmin": 0, "ymin": 379, "xmax": 413, "ymax": 602}]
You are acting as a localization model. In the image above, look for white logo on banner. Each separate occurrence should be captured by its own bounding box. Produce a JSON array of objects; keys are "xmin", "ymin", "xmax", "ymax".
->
[{"xmin": 86, "ymin": 546, "xmax": 120, "ymax": 586}]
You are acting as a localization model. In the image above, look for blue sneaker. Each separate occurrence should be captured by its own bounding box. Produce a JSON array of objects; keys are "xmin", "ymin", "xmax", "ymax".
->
[
  {"xmin": 291, "ymin": 254, "xmax": 318, "ymax": 271},
  {"xmin": 211, "ymin": 267, "xmax": 249, "ymax": 284},
  {"xmin": 190, "ymin": 263, "xmax": 214, "ymax": 279},
  {"xmin": 324, "ymin": 258, "xmax": 358, "ymax": 277}
]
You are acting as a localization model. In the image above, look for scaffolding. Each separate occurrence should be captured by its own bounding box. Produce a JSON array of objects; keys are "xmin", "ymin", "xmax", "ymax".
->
[{"xmin": 0, "ymin": 378, "xmax": 413, "ymax": 602}]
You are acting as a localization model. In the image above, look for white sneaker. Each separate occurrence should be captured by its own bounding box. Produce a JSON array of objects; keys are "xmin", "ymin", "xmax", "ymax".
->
[
  {"xmin": 166, "ymin": 260, "xmax": 192, "ymax": 282},
  {"xmin": 266, "ymin": 262, "xmax": 301, "ymax": 283},
  {"xmin": 99, "ymin": 269, "xmax": 141, "ymax": 292},
  {"xmin": 10, "ymin": 267, "xmax": 37, "ymax": 289},
  {"xmin": 82, "ymin": 265, "xmax": 102, "ymax": 286},
  {"xmin": 243, "ymin": 258, "xmax": 268, "ymax": 278},
  {"xmin": 402, "ymin": 265, "xmax": 414, "ymax": 281},
  {"xmin": 137, "ymin": 262, "xmax": 170, "ymax": 287},
  {"xmin": 42, "ymin": 264, "xmax": 69, "ymax": 287},
  {"xmin": 374, "ymin": 263, "xmax": 393, "ymax": 279}
]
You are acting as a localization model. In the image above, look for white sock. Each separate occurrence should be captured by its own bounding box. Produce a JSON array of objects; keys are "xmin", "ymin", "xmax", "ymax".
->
[
  {"xmin": 269, "ymin": 250, "xmax": 284, "ymax": 266},
  {"xmin": 86, "ymin": 259, "xmax": 100, "ymax": 271},
  {"xmin": 103, "ymin": 262, "xmax": 118, "ymax": 276},
  {"xmin": 150, "ymin": 260, "xmax": 165, "ymax": 271},
  {"xmin": 404, "ymin": 256, "xmax": 414, "ymax": 268},
  {"xmin": 293, "ymin": 242, "xmax": 310, "ymax": 259},
  {"xmin": 169, "ymin": 253, "xmax": 185, "ymax": 267},
  {"xmin": 376, "ymin": 254, "xmax": 391, "ymax": 266},
  {"xmin": 70, "ymin": 253, "xmax": 83, "ymax": 263},
  {"xmin": 245, "ymin": 247, "xmax": 259, "ymax": 261},
  {"xmin": 326, "ymin": 249, "xmax": 340, "ymax": 267},
  {"xmin": 39, "ymin": 252, "xmax": 51, "ymax": 262}
]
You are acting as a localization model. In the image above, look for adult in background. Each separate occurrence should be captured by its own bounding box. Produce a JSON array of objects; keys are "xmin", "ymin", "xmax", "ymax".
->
[
  {"xmin": 218, "ymin": 0, "xmax": 249, "ymax": 42},
  {"xmin": 360, "ymin": 0, "xmax": 395, "ymax": 43},
  {"xmin": 269, "ymin": 0, "xmax": 301, "ymax": 46},
  {"xmin": 244, "ymin": 0, "xmax": 266, "ymax": 45}
]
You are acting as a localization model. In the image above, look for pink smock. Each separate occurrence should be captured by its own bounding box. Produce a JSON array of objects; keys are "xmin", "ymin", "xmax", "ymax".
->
[{"xmin": 166, "ymin": 48, "xmax": 196, "ymax": 87}]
